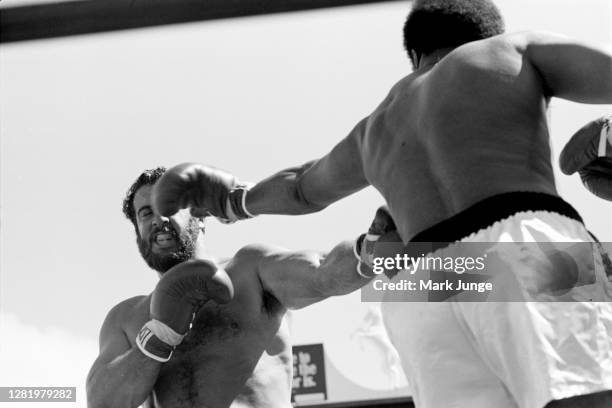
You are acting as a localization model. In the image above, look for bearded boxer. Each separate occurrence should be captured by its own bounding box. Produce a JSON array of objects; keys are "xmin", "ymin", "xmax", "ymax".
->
[
  {"xmin": 151, "ymin": 1, "xmax": 612, "ymax": 407},
  {"xmin": 86, "ymin": 167, "xmax": 395, "ymax": 408}
]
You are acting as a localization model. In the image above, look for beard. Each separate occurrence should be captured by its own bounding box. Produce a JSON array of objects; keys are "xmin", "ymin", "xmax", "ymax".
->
[{"xmin": 137, "ymin": 218, "xmax": 201, "ymax": 273}]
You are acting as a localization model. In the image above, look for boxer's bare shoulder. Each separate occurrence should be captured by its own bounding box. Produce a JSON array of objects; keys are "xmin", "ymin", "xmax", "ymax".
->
[
  {"xmin": 383, "ymin": 31, "xmax": 572, "ymax": 112},
  {"xmin": 361, "ymin": 32, "xmax": 568, "ymax": 239},
  {"xmin": 444, "ymin": 30, "xmax": 612, "ymax": 103},
  {"xmin": 117, "ymin": 295, "xmax": 150, "ymax": 318},
  {"xmin": 98, "ymin": 295, "xmax": 150, "ymax": 348},
  {"xmin": 223, "ymin": 244, "xmax": 287, "ymax": 316}
]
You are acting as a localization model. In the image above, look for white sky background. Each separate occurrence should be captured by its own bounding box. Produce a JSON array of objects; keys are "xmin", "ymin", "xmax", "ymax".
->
[{"xmin": 0, "ymin": 0, "xmax": 611, "ymax": 406}]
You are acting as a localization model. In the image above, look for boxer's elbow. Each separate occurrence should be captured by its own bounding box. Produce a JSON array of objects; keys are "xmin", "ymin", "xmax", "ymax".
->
[
  {"xmin": 86, "ymin": 368, "xmax": 107, "ymax": 408},
  {"xmin": 86, "ymin": 384, "xmax": 110, "ymax": 408},
  {"xmin": 87, "ymin": 394, "xmax": 118, "ymax": 408},
  {"xmin": 86, "ymin": 373, "xmax": 139, "ymax": 408}
]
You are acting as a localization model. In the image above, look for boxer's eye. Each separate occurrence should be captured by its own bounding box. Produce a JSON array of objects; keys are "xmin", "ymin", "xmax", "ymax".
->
[{"xmin": 138, "ymin": 208, "xmax": 153, "ymax": 219}]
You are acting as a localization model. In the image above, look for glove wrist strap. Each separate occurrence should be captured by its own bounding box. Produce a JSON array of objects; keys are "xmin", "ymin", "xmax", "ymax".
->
[
  {"xmin": 598, "ymin": 116, "xmax": 611, "ymax": 158},
  {"xmin": 223, "ymin": 183, "xmax": 256, "ymax": 223},
  {"xmin": 353, "ymin": 233, "xmax": 379, "ymax": 278},
  {"xmin": 135, "ymin": 319, "xmax": 185, "ymax": 363},
  {"xmin": 353, "ymin": 234, "xmax": 366, "ymax": 260}
]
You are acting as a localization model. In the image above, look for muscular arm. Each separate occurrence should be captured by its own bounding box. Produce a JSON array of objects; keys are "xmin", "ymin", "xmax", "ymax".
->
[
  {"xmin": 522, "ymin": 31, "xmax": 612, "ymax": 103},
  {"xmin": 240, "ymin": 241, "xmax": 370, "ymax": 310},
  {"xmin": 246, "ymin": 118, "xmax": 370, "ymax": 216},
  {"xmin": 86, "ymin": 298, "xmax": 160, "ymax": 408}
]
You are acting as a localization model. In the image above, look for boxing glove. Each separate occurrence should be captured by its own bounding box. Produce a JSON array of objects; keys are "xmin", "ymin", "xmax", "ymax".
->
[
  {"xmin": 136, "ymin": 259, "xmax": 234, "ymax": 362},
  {"xmin": 353, "ymin": 206, "xmax": 400, "ymax": 277},
  {"xmin": 560, "ymin": 115, "xmax": 612, "ymax": 200},
  {"xmin": 152, "ymin": 163, "xmax": 255, "ymax": 223}
]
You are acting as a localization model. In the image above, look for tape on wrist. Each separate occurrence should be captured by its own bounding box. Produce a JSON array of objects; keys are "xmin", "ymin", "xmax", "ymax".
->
[
  {"xmin": 362, "ymin": 234, "xmax": 381, "ymax": 265},
  {"xmin": 135, "ymin": 319, "xmax": 185, "ymax": 363},
  {"xmin": 353, "ymin": 234, "xmax": 366, "ymax": 261},
  {"xmin": 223, "ymin": 183, "xmax": 256, "ymax": 223},
  {"xmin": 353, "ymin": 233, "xmax": 379, "ymax": 279},
  {"xmin": 598, "ymin": 116, "xmax": 612, "ymax": 158}
]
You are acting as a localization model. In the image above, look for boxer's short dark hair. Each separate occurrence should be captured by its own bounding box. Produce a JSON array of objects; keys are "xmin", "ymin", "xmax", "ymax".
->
[
  {"xmin": 403, "ymin": 0, "xmax": 504, "ymax": 58},
  {"xmin": 123, "ymin": 166, "xmax": 167, "ymax": 229}
]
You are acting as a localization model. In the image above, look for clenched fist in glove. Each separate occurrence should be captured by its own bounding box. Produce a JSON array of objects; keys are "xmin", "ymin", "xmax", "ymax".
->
[
  {"xmin": 136, "ymin": 259, "xmax": 234, "ymax": 362},
  {"xmin": 560, "ymin": 115, "xmax": 612, "ymax": 200},
  {"xmin": 353, "ymin": 206, "xmax": 400, "ymax": 278},
  {"xmin": 152, "ymin": 163, "xmax": 255, "ymax": 223}
]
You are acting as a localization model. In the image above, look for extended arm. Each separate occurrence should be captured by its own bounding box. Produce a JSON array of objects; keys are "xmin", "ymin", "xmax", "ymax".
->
[
  {"xmin": 523, "ymin": 31, "xmax": 612, "ymax": 103},
  {"xmin": 151, "ymin": 118, "xmax": 370, "ymax": 220},
  {"xmin": 250, "ymin": 206, "xmax": 397, "ymax": 309},
  {"xmin": 246, "ymin": 118, "xmax": 370, "ymax": 215},
  {"xmin": 246, "ymin": 241, "xmax": 364, "ymax": 310},
  {"xmin": 86, "ymin": 299, "xmax": 160, "ymax": 408}
]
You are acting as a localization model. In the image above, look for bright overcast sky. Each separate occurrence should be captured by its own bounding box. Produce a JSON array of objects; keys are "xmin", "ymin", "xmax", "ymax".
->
[{"xmin": 1, "ymin": 0, "xmax": 611, "ymax": 406}]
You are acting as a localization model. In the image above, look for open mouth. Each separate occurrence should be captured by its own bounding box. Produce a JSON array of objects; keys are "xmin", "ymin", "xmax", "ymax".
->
[{"xmin": 153, "ymin": 232, "xmax": 176, "ymax": 249}]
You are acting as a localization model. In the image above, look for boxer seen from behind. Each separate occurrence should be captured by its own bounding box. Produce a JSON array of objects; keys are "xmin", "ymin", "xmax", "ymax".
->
[
  {"xmin": 152, "ymin": 1, "xmax": 612, "ymax": 407},
  {"xmin": 86, "ymin": 167, "xmax": 397, "ymax": 408}
]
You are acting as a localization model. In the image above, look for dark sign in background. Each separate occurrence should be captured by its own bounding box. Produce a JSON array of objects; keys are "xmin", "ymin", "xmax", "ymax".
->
[{"xmin": 292, "ymin": 344, "xmax": 327, "ymax": 404}]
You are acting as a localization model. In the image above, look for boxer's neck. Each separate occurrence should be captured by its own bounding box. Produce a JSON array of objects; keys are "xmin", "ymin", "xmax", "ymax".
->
[{"xmin": 417, "ymin": 48, "xmax": 453, "ymax": 70}]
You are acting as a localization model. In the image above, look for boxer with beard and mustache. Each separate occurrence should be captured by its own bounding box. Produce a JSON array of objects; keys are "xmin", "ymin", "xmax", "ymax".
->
[
  {"xmin": 137, "ymin": 214, "xmax": 200, "ymax": 274},
  {"xmin": 86, "ymin": 167, "xmax": 397, "ymax": 408}
]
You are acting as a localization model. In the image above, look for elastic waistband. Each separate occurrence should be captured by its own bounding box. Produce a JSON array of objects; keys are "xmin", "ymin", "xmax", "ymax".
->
[{"xmin": 410, "ymin": 192, "xmax": 583, "ymax": 243}]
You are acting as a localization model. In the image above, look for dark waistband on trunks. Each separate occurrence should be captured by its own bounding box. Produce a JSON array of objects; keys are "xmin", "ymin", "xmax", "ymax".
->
[{"xmin": 410, "ymin": 192, "xmax": 583, "ymax": 243}]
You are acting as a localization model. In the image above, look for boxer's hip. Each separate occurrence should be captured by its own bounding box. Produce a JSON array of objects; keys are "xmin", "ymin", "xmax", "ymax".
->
[
  {"xmin": 409, "ymin": 191, "xmax": 584, "ymax": 243},
  {"xmin": 381, "ymin": 191, "xmax": 610, "ymax": 302},
  {"xmin": 380, "ymin": 191, "xmax": 612, "ymax": 408}
]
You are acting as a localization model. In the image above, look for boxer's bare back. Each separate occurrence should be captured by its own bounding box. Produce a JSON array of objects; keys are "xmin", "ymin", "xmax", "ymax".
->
[
  {"xmin": 364, "ymin": 33, "xmax": 556, "ymax": 239},
  {"xmin": 284, "ymin": 31, "xmax": 610, "ymax": 242}
]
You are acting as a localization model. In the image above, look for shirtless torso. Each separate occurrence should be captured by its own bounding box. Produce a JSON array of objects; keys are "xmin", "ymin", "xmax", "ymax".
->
[
  {"xmin": 273, "ymin": 31, "xmax": 610, "ymax": 241},
  {"xmin": 116, "ymin": 253, "xmax": 291, "ymax": 408},
  {"xmin": 87, "ymin": 180, "xmax": 372, "ymax": 408},
  {"xmin": 363, "ymin": 33, "xmax": 556, "ymax": 239}
]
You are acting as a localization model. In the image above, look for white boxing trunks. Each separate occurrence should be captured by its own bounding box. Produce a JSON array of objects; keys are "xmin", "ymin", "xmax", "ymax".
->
[{"xmin": 380, "ymin": 192, "xmax": 612, "ymax": 408}]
